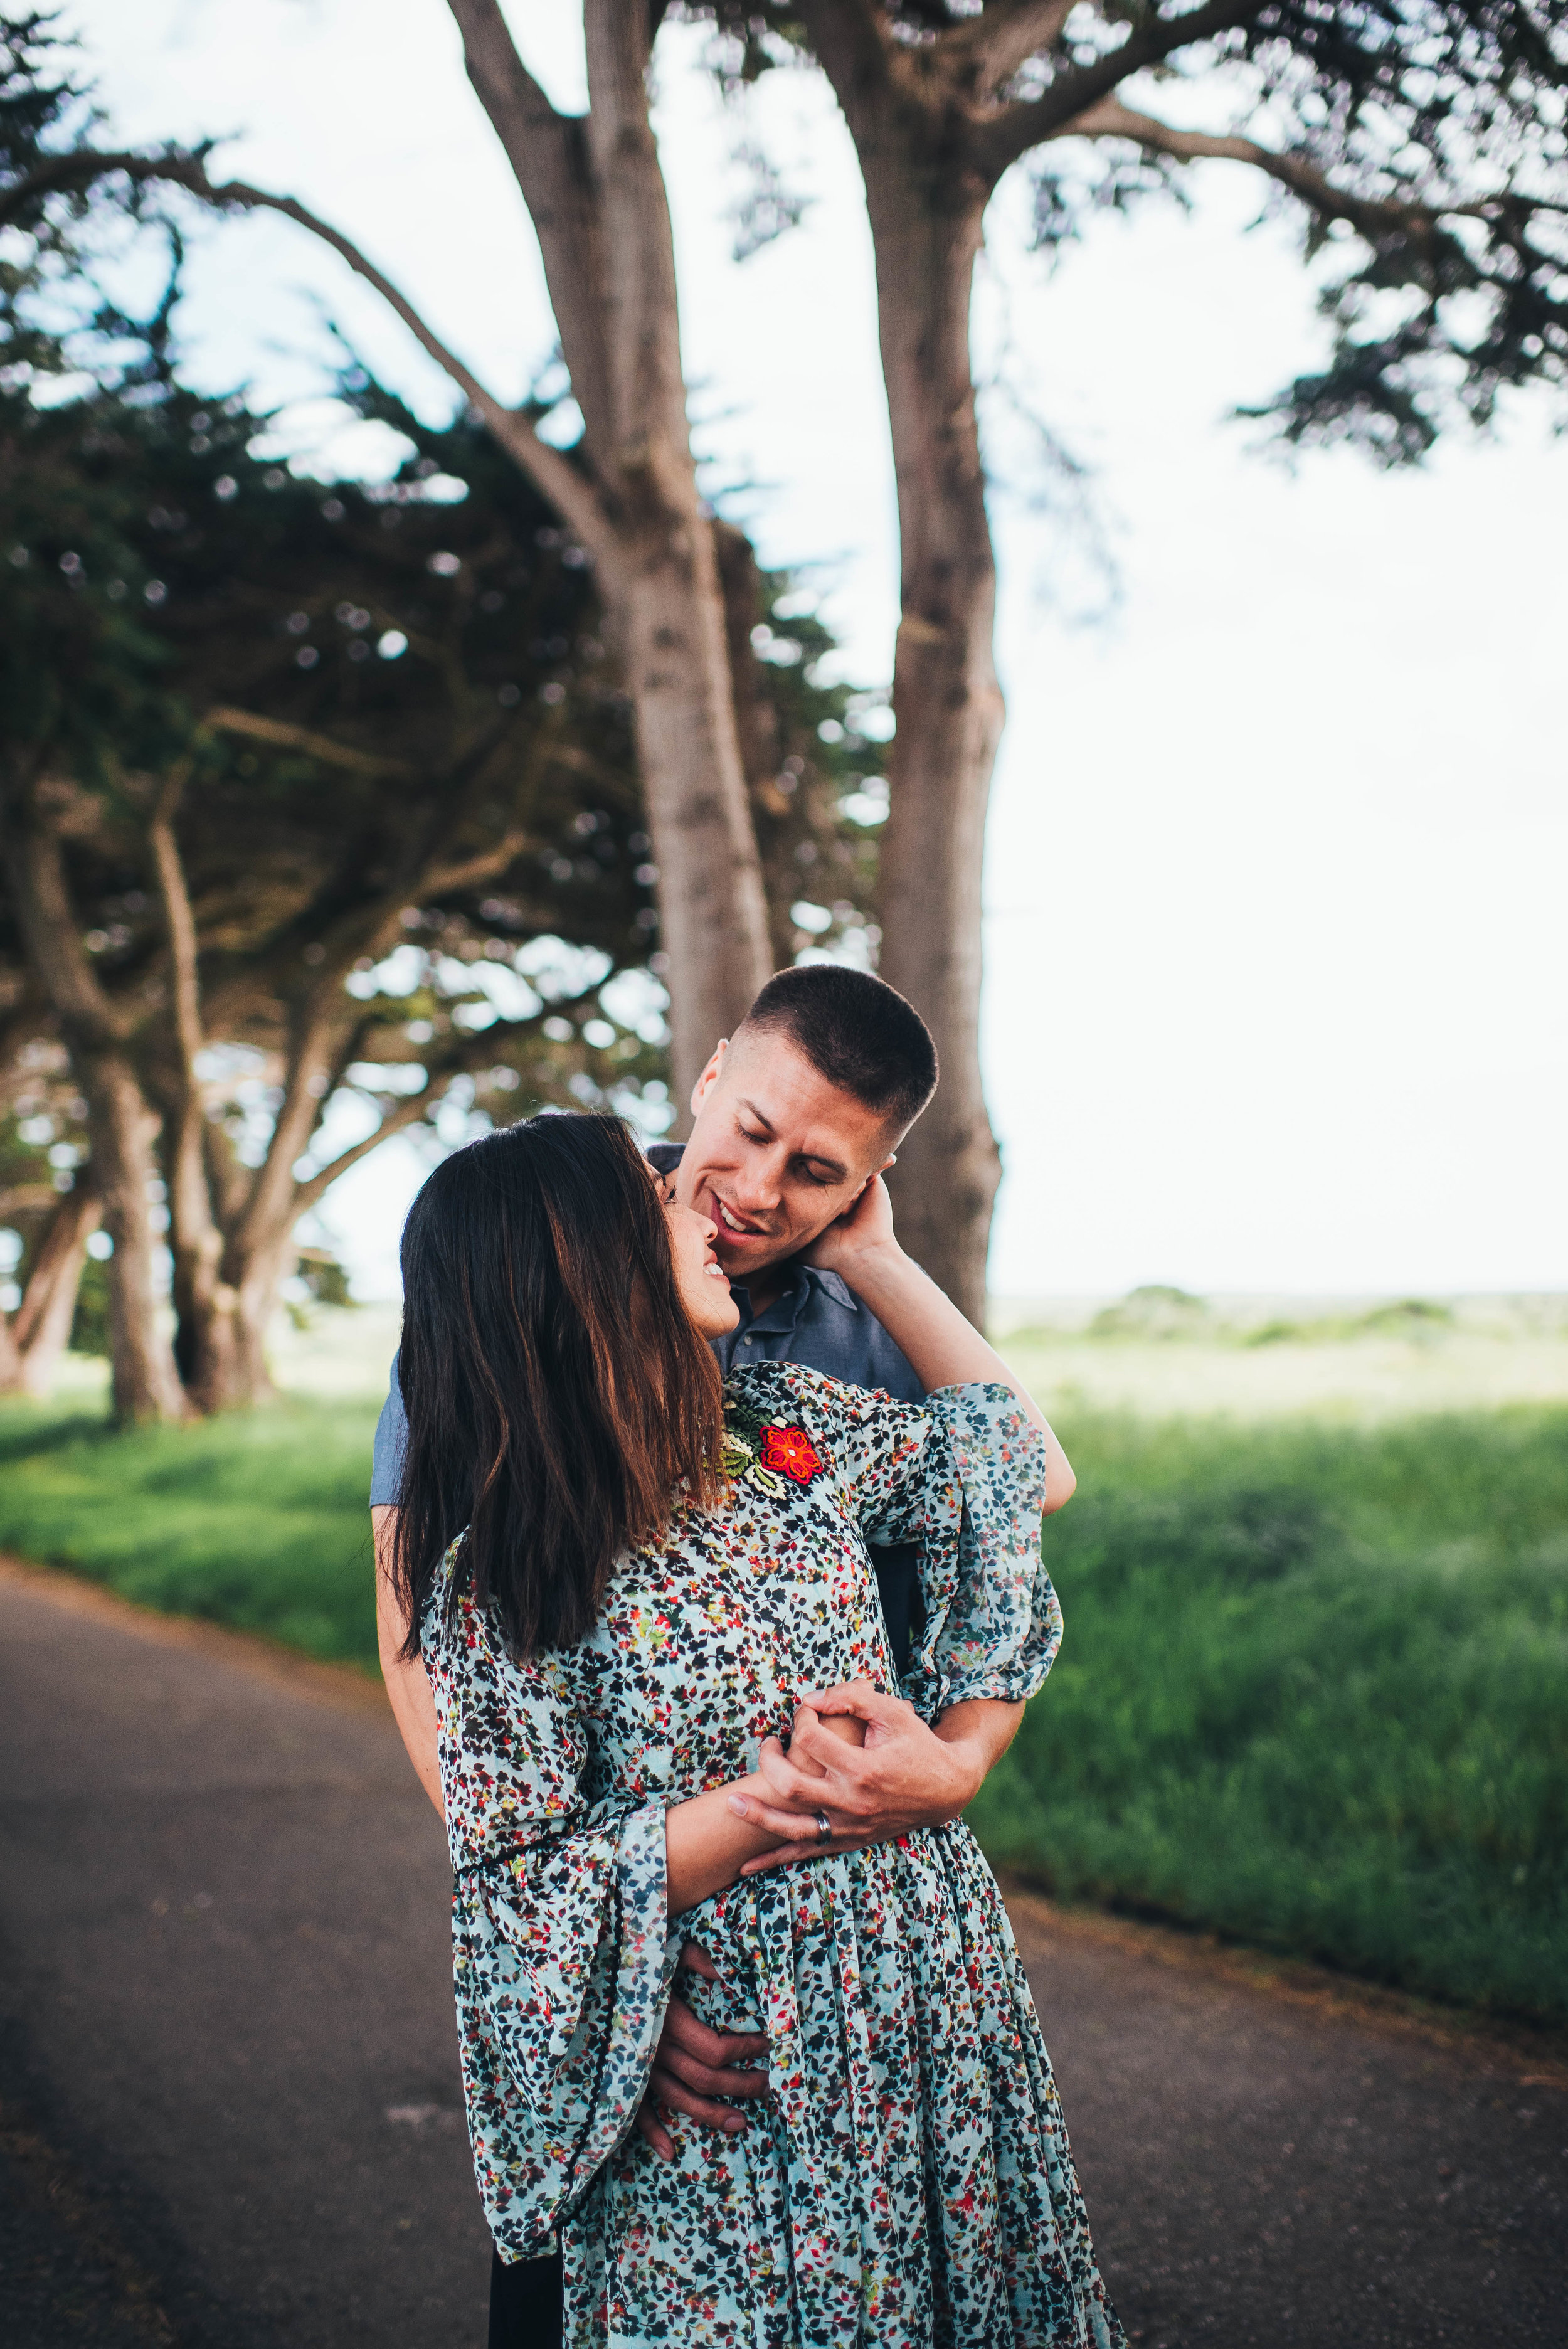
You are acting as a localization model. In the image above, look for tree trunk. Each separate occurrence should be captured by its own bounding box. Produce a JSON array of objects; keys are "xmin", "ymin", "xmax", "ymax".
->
[
  {"xmin": 1, "ymin": 1182, "xmax": 102, "ymax": 1396},
  {"xmin": 452, "ymin": 0, "xmax": 775, "ymax": 1110},
  {"xmin": 585, "ymin": 0, "xmax": 773, "ymax": 1103},
  {"xmin": 80, "ymin": 1047, "xmax": 187, "ymax": 1421},
  {"xmin": 166, "ymin": 1147, "xmax": 235, "ymax": 1410},
  {"xmin": 714, "ymin": 522, "xmax": 801, "ymax": 972},
  {"xmin": 4, "ymin": 805, "xmax": 187, "ymax": 1421},
  {"xmin": 620, "ymin": 549, "xmax": 775, "ymax": 1096},
  {"xmin": 165, "ymin": 1019, "xmax": 344, "ymax": 1413},
  {"xmin": 860, "ymin": 164, "xmax": 1004, "ymax": 1320},
  {"xmin": 171, "ymin": 1233, "xmax": 287, "ymax": 1414}
]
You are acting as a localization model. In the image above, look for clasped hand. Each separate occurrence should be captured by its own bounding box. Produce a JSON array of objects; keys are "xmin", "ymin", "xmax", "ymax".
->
[
  {"xmin": 731, "ymin": 1678, "xmax": 984, "ymax": 1866},
  {"xmin": 635, "ymin": 1682, "xmax": 989, "ymax": 2160}
]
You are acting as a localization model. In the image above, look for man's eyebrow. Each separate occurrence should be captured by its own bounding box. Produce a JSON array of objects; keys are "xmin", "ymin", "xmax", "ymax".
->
[{"xmin": 736, "ymin": 1098, "xmax": 849, "ymax": 1182}]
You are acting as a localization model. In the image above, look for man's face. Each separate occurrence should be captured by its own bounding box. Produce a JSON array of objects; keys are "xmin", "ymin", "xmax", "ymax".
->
[{"xmin": 676, "ymin": 1029, "xmax": 894, "ymax": 1287}]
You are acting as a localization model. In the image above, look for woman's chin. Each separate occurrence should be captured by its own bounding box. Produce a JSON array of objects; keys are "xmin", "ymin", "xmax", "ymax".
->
[{"xmin": 692, "ymin": 1286, "xmax": 741, "ymax": 1339}]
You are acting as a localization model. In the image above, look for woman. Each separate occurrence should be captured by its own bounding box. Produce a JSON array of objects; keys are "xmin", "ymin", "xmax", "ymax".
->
[{"xmin": 392, "ymin": 1113, "xmax": 1123, "ymax": 2348}]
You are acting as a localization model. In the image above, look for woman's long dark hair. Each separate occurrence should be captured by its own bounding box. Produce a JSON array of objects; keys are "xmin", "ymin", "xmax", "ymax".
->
[{"xmin": 391, "ymin": 1113, "xmax": 724, "ymax": 1660}]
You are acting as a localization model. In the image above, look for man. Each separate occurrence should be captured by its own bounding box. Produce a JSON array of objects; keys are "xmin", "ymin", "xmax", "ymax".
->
[{"xmin": 370, "ymin": 965, "xmax": 1075, "ymax": 2343}]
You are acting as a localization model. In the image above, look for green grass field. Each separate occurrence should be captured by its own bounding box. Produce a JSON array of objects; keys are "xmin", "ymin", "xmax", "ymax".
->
[
  {"xmin": 2, "ymin": 1321, "xmax": 1565, "ymax": 2027},
  {"xmin": 967, "ymin": 1405, "xmax": 1568, "ymax": 2028},
  {"xmin": 0, "ymin": 1396, "xmax": 383, "ymax": 1664}
]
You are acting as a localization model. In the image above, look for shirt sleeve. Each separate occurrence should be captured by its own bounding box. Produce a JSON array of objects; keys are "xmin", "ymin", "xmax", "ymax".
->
[
  {"xmin": 424, "ymin": 1572, "xmax": 683, "ymax": 2254},
  {"xmin": 793, "ymin": 1369, "xmax": 1061, "ymax": 1717},
  {"xmin": 859, "ymin": 1312, "xmax": 927, "ymax": 1406},
  {"xmin": 368, "ymin": 1349, "xmax": 409, "ymax": 1507}
]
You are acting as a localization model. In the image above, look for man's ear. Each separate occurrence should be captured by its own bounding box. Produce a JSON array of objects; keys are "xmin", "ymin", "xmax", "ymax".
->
[
  {"xmin": 845, "ymin": 1156, "xmax": 895, "ymax": 1207},
  {"xmin": 688, "ymin": 1037, "xmax": 729, "ymax": 1119}
]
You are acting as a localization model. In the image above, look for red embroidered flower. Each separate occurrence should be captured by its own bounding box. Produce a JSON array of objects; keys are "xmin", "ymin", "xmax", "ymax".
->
[{"xmin": 759, "ymin": 1422, "xmax": 826, "ymax": 1486}]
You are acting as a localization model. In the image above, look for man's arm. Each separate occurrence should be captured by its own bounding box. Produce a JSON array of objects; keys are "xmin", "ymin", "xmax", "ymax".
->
[{"xmin": 372, "ymin": 1503, "xmax": 445, "ymax": 1819}]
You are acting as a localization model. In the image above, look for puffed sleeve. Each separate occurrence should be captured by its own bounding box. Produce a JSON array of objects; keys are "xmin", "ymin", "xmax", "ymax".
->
[
  {"xmin": 904, "ymin": 1381, "xmax": 1062, "ymax": 1714},
  {"xmin": 422, "ymin": 1562, "xmax": 684, "ymax": 2259},
  {"xmin": 787, "ymin": 1369, "xmax": 1062, "ymax": 1719}
]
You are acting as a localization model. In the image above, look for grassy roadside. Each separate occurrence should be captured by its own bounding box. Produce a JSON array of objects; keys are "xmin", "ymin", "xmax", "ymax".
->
[
  {"xmin": 969, "ymin": 1405, "xmax": 1568, "ymax": 2028},
  {"xmin": 1, "ymin": 1382, "xmax": 1564, "ymax": 2025},
  {"xmin": 0, "ymin": 1397, "xmax": 382, "ymax": 1665}
]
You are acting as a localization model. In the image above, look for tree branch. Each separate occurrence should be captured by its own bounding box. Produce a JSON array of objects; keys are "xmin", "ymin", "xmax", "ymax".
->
[
  {"xmin": 146, "ymin": 763, "xmax": 233, "ymax": 1327},
  {"xmin": 421, "ymin": 830, "xmax": 534, "ymax": 899},
  {"xmin": 293, "ymin": 950, "xmax": 623, "ymax": 1215},
  {"xmin": 287, "ymin": 1079, "xmax": 438, "ymax": 1214},
  {"xmin": 205, "ymin": 706, "xmax": 420, "ymax": 779},
  {"xmin": 230, "ymin": 1002, "xmax": 356, "ymax": 1261},
  {"xmin": 408, "ymin": 709, "xmax": 564, "ymax": 899},
  {"xmin": 940, "ymin": 3, "xmax": 1078, "ymax": 100},
  {"xmin": 792, "ymin": 0, "xmax": 899, "ymax": 117},
  {"xmin": 0, "ymin": 1183, "xmax": 60, "ymax": 1216},
  {"xmin": 289, "ymin": 1012, "xmax": 536, "ymax": 1214},
  {"xmin": 445, "ymin": 0, "xmax": 617, "ymax": 464},
  {"xmin": 9, "ymin": 1179, "xmax": 101, "ymax": 1367},
  {"xmin": 1053, "ymin": 96, "xmax": 1496, "ymax": 248},
  {"xmin": 4, "ymin": 800, "xmax": 130, "ymax": 1049},
  {"xmin": 0, "ymin": 147, "xmax": 619, "ymax": 571},
  {"xmin": 220, "ymin": 714, "xmax": 551, "ymax": 1251},
  {"xmin": 146, "ymin": 762, "xmax": 203, "ymax": 1072},
  {"xmin": 970, "ymin": 0, "xmax": 1258, "ymax": 181}
]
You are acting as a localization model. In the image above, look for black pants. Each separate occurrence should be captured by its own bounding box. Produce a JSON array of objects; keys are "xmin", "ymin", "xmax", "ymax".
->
[{"xmin": 489, "ymin": 2248, "xmax": 563, "ymax": 2348}]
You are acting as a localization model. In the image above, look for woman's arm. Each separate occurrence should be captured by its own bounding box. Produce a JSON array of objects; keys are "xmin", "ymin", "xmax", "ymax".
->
[
  {"xmin": 807, "ymin": 1177, "xmax": 1075, "ymax": 1512},
  {"xmin": 372, "ymin": 1504, "xmax": 445, "ymax": 1818},
  {"xmin": 665, "ymin": 1781, "xmax": 785, "ymax": 1914},
  {"xmin": 666, "ymin": 1715, "xmax": 862, "ymax": 1912},
  {"xmin": 378, "ymin": 1492, "xmax": 854, "ymax": 1904}
]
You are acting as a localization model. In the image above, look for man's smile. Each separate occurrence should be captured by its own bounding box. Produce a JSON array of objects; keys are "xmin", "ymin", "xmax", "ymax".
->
[{"xmin": 706, "ymin": 1190, "xmax": 770, "ymax": 1243}]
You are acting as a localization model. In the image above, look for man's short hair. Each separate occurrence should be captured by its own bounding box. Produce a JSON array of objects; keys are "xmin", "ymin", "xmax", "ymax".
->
[{"xmin": 737, "ymin": 965, "xmax": 938, "ymax": 1137}]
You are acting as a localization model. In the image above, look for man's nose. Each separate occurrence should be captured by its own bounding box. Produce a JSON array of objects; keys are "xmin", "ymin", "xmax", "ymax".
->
[{"xmin": 731, "ymin": 1150, "xmax": 786, "ymax": 1214}]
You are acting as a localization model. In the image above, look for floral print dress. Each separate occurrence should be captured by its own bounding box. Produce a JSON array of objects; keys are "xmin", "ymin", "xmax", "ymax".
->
[{"xmin": 423, "ymin": 1364, "xmax": 1124, "ymax": 2349}]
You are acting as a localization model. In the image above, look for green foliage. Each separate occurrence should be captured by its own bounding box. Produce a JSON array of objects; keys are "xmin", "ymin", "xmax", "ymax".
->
[
  {"xmin": 689, "ymin": 3, "xmax": 1568, "ymax": 465},
  {"xmin": 292, "ymin": 1247, "xmax": 355, "ymax": 1312},
  {"xmin": 66, "ymin": 1250, "xmax": 109, "ymax": 1355},
  {"xmin": 969, "ymin": 1406, "xmax": 1568, "ymax": 2026},
  {"xmin": 1009, "ymin": 1288, "xmax": 1471, "ymax": 1351},
  {"xmin": 1086, "ymin": 1284, "xmax": 1208, "ymax": 1342},
  {"xmin": 0, "ymin": 309, "xmax": 887, "ymax": 1169},
  {"xmin": 0, "ymin": 1051, "xmax": 92, "ymax": 1317},
  {"xmin": 0, "ymin": 1396, "xmax": 382, "ymax": 1662},
  {"xmin": 1242, "ymin": 1298, "xmax": 1456, "ymax": 1348}
]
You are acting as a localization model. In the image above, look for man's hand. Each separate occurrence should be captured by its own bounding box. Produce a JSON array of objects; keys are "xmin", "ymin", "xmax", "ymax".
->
[
  {"xmin": 635, "ymin": 1942, "xmax": 769, "ymax": 2163},
  {"xmin": 725, "ymin": 1681, "xmax": 1023, "ymax": 1872}
]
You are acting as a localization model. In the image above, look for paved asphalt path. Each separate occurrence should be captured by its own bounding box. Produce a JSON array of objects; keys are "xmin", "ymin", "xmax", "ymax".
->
[{"xmin": 3, "ymin": 1557, "xmax": 1564, "ymax": 2349}]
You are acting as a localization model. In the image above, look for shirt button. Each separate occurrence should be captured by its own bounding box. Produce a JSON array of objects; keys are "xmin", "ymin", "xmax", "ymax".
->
[{"xmin": 743, "ymin": 1335, "xmax": 755, "ymax": 1345}]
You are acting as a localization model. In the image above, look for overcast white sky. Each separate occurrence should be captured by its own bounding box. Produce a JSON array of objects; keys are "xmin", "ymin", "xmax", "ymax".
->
[{"xmin": 63, "ymin": 0, "xmax": 1567, "ymax": 1298}]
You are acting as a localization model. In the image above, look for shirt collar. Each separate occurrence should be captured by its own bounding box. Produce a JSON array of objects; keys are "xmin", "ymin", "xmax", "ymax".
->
[
  {"xmin": 732, "ymin": 1260, "xmax": 859, "ymax": 1328},
  {"xmin": 801, "ymin": 1264, "xmax": 858, "ymax": 1310}
]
